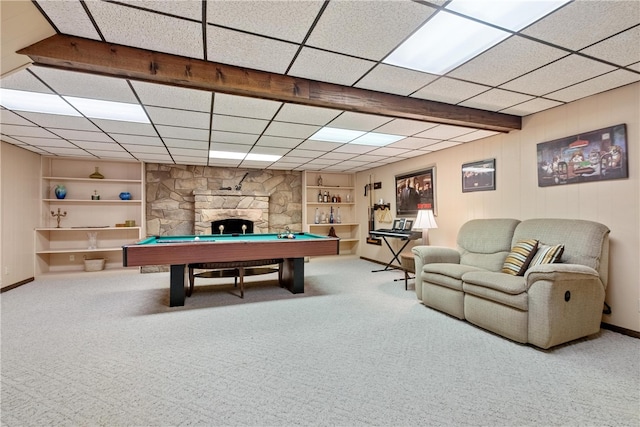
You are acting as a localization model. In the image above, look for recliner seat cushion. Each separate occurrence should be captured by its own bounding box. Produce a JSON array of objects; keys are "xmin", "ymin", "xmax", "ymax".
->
[{"xmin": 422, "ymin": 263, "xmax": 484, "ymax": 291}]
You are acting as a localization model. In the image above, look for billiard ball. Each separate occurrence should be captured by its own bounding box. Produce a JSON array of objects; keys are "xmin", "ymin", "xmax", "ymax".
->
[{"xmin": 194, "ymin": 236, "xmax": 200, "ymax": 241}]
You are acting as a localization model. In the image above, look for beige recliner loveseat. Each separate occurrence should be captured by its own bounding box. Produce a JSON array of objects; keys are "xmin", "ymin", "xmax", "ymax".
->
[{"xmin": 412, "ymin": 218, "xmax": 610, "ymax": 349}]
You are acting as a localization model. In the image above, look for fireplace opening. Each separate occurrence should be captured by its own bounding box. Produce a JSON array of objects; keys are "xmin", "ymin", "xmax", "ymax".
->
[{"xmin": 212, "ymin": 218, "xmax": 254, "ymax": 235}]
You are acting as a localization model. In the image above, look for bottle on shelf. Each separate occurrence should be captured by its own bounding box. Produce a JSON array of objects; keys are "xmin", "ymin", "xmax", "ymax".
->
[
  {"xmin": 318, "ymin": 190, "xmax": 323, "ymax": 203},
  {"xmin": 323, "ymin": 191, "xmax": 328, "ymax": 203},
  {"xmin": 336, "ymin": 207, "xmax": 341, "ymax": 224},
  {"xmin": 314, "ymin": 208, "xmax": 320, "ymax": 224},
  {"xmin": 329, "ymin": 206, "xmax": 334, "ymax": 224}
]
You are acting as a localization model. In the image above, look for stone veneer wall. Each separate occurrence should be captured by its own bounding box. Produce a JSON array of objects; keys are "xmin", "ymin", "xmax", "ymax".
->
[{"xmin": 145, "ymin": 163, "xmax": 302, "ymax": 236}]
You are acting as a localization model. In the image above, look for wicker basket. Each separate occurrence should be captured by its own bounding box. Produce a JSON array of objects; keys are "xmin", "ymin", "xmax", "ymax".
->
[{"xmin": 84, "ymin": 258, "xmax": 105, "ymax": 272}]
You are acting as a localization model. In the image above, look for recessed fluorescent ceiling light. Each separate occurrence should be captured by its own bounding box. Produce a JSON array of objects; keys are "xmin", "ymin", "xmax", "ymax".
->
[
  {"xmin": 309, "ymin": 127, "xmax": 366, "ymax": 143},
  {"xmin": 384, "ymin": 0, "xmax": 569, "ymax": 75},
  {"xmin": 350, "ymin": 132, "xmax": 405, "ymax": 146},
  {"xmin": 63, "ymin": 96, "xmax": 149, "ymax": 123},
  {"xmin": 0, "ymin": 88, "xmax": 81, "ymax": 117},
  {"xmin": 208, "ymin": 151, "xmax": 281, "ymax": 162},
  {"xmin": 446, "ymin": 0, "xmax": 571, "ymax": 32}
]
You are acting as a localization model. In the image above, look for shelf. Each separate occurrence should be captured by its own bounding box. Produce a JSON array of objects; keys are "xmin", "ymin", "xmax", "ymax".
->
[
  {"xmin": 43, "ymin": 177, "xmax": 142, "ymax": 184},
  {"xmin": 36, "ymin": 227, "xmax": 141, "ymax": 231},
  {"xmin": 36, "ymin": 247, "xmax": 124, "ymax": 254},
  {"xmin": 307, "ymin": 185, "xmax": 354, "ymax": 190},
  {"xmin": 44, "ymin": 199, "xmax": 142, "ymax": 203}
]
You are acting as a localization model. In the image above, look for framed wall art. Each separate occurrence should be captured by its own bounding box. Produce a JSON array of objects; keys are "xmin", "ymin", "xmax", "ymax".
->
[
  {"xmin": 462, "ymin": 159, "xmax": 496, "ymax": 192},
  {"xmin": 537, "ymin": 124, "xmax": 628, "ymax": 187},
  {"xmin": 395, "ymin": 167, "xmax": 435, "ymax": 215}
]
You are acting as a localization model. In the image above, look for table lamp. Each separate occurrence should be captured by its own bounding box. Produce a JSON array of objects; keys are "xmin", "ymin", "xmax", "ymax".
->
[{"xmin": 413, "ymin": 209, "xmax": 438, "ymax": 245}]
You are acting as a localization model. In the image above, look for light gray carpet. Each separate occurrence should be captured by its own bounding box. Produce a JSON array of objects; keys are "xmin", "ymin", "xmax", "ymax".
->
[{"xmin": 1, "ymin": 256, "xmax": 639, "ymax": 426}]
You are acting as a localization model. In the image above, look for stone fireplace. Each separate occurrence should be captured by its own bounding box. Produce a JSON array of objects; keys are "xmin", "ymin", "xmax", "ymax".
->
[{"xmin": 194, "ymin": 190, "xmax": 270, "ymax": 235}]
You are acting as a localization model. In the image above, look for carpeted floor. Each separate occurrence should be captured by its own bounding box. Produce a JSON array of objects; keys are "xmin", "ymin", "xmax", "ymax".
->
[{"xmin": 1, "ymin": 256, "xmax": 639, "ymax": 426}]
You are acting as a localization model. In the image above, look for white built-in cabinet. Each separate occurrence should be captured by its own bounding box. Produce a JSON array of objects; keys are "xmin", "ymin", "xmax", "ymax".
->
[
  {"xmin": 303, "ymin": 171, "xmax": 358, "ymax": 255},
  {"xmin": 35, "ymin": 157, "xmax": 144, "ymax": 274}
]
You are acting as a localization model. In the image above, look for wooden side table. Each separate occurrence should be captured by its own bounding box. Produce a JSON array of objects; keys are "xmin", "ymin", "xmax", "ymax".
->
[{"xmin": 400, "ymin": 252, "xmax": 415, "ymax": 290}]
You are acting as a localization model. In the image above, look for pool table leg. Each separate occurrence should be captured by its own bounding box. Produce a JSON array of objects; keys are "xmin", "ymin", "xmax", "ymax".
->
[
  {"xmin": 169, "ymin": 264, "xmax": 186, "ymax": 307},
  {"xmin": 281, "ymin": 257, "xmax": 304, "ymax": 294}
]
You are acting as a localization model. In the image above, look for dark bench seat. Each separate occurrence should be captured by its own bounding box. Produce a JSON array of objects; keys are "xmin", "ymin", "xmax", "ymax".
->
[{"xmin": 188, "ymin": 259, "xmax": 284, "ymax": 298}]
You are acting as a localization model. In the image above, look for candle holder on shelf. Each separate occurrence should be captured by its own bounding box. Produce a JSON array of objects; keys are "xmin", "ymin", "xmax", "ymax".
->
[{"xmin": 51, "ymin": 208, "xmax": 67, "ymax": 228}]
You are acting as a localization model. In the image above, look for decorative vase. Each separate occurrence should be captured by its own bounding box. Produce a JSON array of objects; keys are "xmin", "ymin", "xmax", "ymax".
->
[
  {"xmin": 119, "ymin": 192, "xmax": 132, "ymax": 200},
  {"xmin": 54, "ymin": 184, "xmax": 67, "ymax": 199},
  {"xmin": 89, "ymin": 167, "xmax": 104, "ymax": 179}
]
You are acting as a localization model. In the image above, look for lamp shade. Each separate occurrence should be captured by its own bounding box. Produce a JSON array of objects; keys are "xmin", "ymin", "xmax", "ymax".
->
[{"xmin": 413, "ymin": 209, "xmax": 438, "ymax": 230}]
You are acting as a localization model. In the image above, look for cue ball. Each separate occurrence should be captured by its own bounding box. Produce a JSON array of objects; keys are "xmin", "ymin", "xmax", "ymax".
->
[{"xmin": 194, "ymin": 236, "xmax": 200, "ymax": 241}]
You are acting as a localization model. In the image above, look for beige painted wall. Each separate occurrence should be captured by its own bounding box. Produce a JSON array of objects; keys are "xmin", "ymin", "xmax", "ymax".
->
[
  {"xmin": 357, "ymin": 82, "xmax": 640, "ymax": 332},
  {"xmin": 0, "ymin": 141, "xmax": 40, "ymax": 288}
]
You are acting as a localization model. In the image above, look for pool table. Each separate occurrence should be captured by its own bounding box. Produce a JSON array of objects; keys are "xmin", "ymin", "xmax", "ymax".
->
[{"xmin": 122, "ymin": 232, "xmax": 340, "ymax": 306}]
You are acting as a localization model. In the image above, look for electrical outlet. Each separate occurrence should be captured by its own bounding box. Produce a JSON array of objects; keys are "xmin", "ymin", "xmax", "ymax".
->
[{"xmin": 69, "ymin": 255, "xmax": 75, "ymax": 261}]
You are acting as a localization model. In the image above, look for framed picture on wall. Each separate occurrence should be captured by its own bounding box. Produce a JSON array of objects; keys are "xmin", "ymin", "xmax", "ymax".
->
[
  {"xmin": 395, "ymin": 167, "xmax": 435, "ymax": 215},
  {"xmin": 462, "ymin": 159, "xmax": 496, "ymax": 192},
  {"xmin": 536, "ymin": 124, "xmax": 628, "ymax": 187}
]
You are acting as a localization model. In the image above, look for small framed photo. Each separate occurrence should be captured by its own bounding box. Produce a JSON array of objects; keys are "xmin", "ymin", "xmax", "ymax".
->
[
  {"xmin": 462, "ymin": 159, "xmax": 496, "ymax": 192},
  {"xmin": 392, "ymin": 219, "xmax": 403, "ymax": 230},
  {"xmin": 403, "ymin": 219, "xmax": 413, "ymax": 231}
]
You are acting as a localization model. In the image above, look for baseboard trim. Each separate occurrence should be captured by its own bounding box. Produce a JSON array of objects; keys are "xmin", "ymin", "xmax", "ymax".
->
[
  {"xmin": 1, "ymin": 277, "xmax": 35, "ymax": 293},
  {"xmin": 601, "ymin": 322, "xmax": 640, "ymax": 339}
]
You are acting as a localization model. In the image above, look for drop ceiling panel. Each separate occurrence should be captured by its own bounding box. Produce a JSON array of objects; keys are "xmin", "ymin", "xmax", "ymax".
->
[
  {"xmin": 86, "ymin": 1, "xmax": 204, "ymax": 59},
  {"xmin": 355, "ymin": 64, "xmax": 439, "ymax": 96},
  {"xmin": 210, "ymin": 130, "xmax": 258, "ymax": 145},
  {"xmin": 72, "ymin": 140, "xmax": 124, "ymax": 151},
  {"xmin": 451, "ymin": 130, "xmax": 500, "ymax": 143},
  {"xmin": 211, "ymin": 115, "xmax": 268, "ymax": 134},
  {"xmin": 155, "ymin": 126, "xmax": 209, "ymax": 141},
  {"xmin": 0, "ymin": 69, "xmax": 54, "ymax": 93},
  {"xmin": 501, "ymin": 98, "xmax": 563, "ymax": 116},
  {"xmin": 164, "ymin": 139, "xmax": 208, "ymax": 150},
  {"xmin": 50, "ymin": 129, "xmax": 113, "ymax": 142},
  {"xmin": 546, "ymin": 69, "xmax": 640, "ymax": 103},
  {"xmin": 209, "ymin": 143, "xmax": 249, "ymax": 154},
  {"xmin": 364, "ymin": 147, "xmax": 412, "ymax": 157},
  {"xmin": 2, "ymin": 124, "xmax": 58, "ymax": 138},
  {"xmin": 206, "ymin": 1, "xmax": 324, "ymax": 43},
  {"xmin": 206, "ymin": 27, "xmax": 298, "ymax": 74},
  {"xmin": 328, "ymin": 112, "xmax": 393, "ymax": 132},
  {"xmin": 411, "ymin": 78, "xmax": 490, "ymax": 105},
  {"xmin": 580, "ymin": 26, "xmax": 640, "ymax": 67},
  {"xmin": 93, "ymin": 120, "xmax": 157, "ymax": 136},
  {"xmin": 415, "ymin": 125, "xmax": 476, "ymax": 140},
  {"xmin": 12, "ymin": 136, "xmax": 71, "ymax": 147},
  {"xmin": 263, "ymin": 122, "xmax": 320, "ymax": 139},
  {"xmin": 296, "ymin": 140, "xmax": 343, "ymax": 151},
  {"xmin": 213, "ymin": 94, "xmax": 282, "ymax": 120},
  {"xmin": 117, "ymin": 0, "xmax": 203, "ymax": 21},
  {"xmin": 287, "ymin": 149, "xmax": 329, "ymax": 159},
  {"xmin": 272, "ymin": 104, "xmax": 341, "ymax": 126},
  {"xmin": 132, "ymin": 81, "xmax": 212, "ymax": 113},
  {"xmin": 521, "ymin": 1, "xmax": 640, "ymax": 51},
  {"xmin": 388, "ymin": 137, "xmax": 441, "ymax": 150},
  {"xmin": 30, "ymin": 67, "xmax": 138, "ymax": 103},
  {"xmin": 288, "ymin": 47, "xmax": 376, "ymax": 86},
  {"xmin": 447, "ymin": 36, "xmax": 569, "ymax": 87},
  {"xmin": 306, "ymin": 1, "xmax": 434, "ymax": 60},
  {"xmin": 333, "ymin": 144, "xmax": 378, "ymax": 154},
  {"xmin": 375, "ymin": 119, "xmax": 438, "ymax": 136},
  {"xmin": 319, "ymin": 152, "xmax": 357, "ymax": 161},
  {"xmin": 146, "ymin": 107, "xmax": 210, "ymax": 129},
  {"xmin": 460, "ymin": 89, "xmax": 534, "ymax": 112},
  {"xmin": 500, "ymin": 55, "xmax": 617, "ymax": 96},
  {"xmin": 1, "ymin": 110, "xmax": 38, "ymax": 126},
  {"xmin": 110, "ymin": 134, "xmax": 164, "ymax": 146},
  {"xmin": 423, "ymin": 141, "xmax": 462, "ymax": 151},
  {"xmin": 33, "ymin": 0, "xmax": 100, "ymax": 40},
  {"xmin": 255, "ymin": 136, "xmax": 302, "ymax": 149},
  {"xmin": 18, "ymin": 112, "xmax": 101, "ymax": 131}
]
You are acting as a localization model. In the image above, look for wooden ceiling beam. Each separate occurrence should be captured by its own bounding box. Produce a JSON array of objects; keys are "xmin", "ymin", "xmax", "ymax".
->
[{"xmin": 18, "ymin": 34, "xmax": 521, "ymax": 132}]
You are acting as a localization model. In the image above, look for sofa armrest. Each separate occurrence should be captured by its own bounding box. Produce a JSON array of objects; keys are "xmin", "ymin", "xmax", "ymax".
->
[
  {"xmin": 411, "ymin": 246, "xmax": 460, "ymax": 299},
  {"xmin": 524, "ymin": 263, "xmax": 606, "ymax": 349},
  {"xmin": 524, "ymin": 263, "xmax": 600, "ymax": 289}
]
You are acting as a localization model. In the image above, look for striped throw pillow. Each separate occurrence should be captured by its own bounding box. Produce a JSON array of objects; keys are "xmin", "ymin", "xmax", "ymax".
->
[
  {"xmin": 529, "ymin": 243, "xmax": 564, "ymax": 268},
  {"xmin": 501, "ymin": 239, "xmax": 539, "ymax": 276}
]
